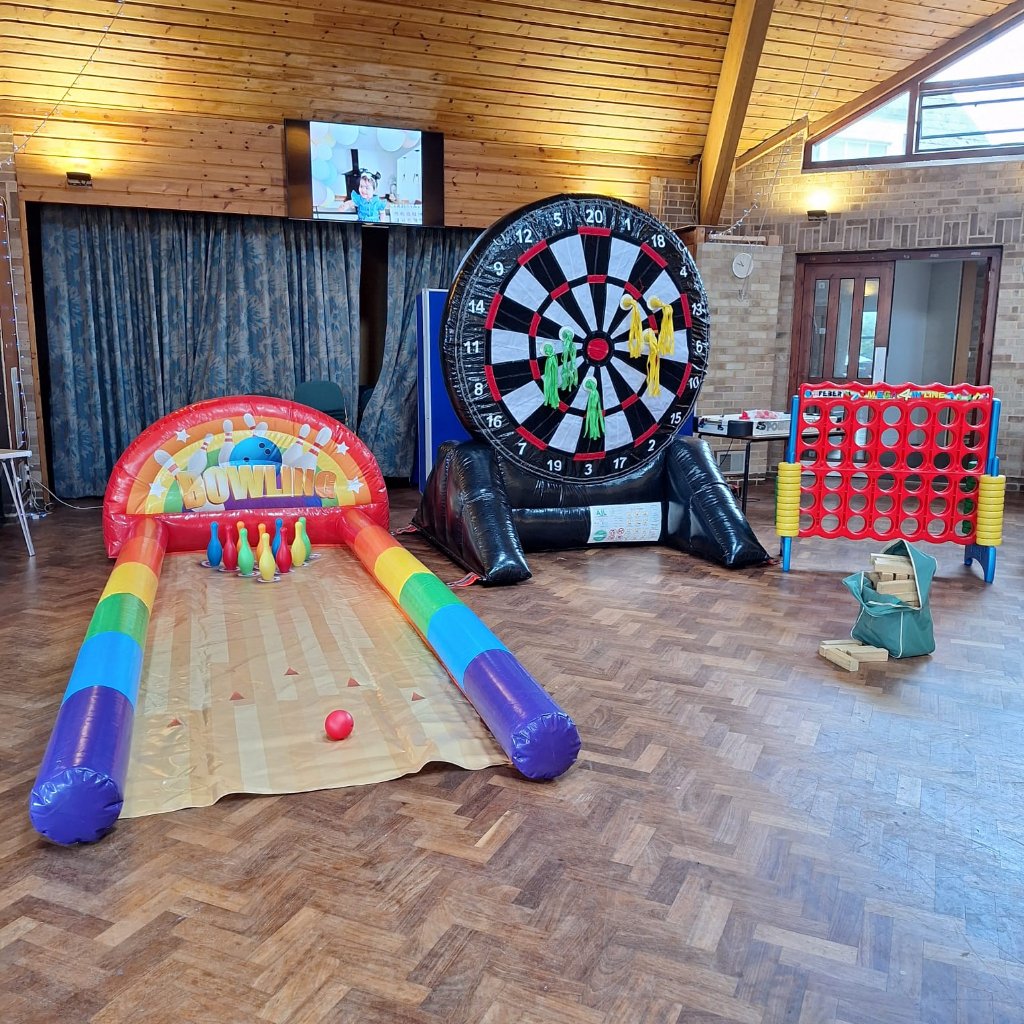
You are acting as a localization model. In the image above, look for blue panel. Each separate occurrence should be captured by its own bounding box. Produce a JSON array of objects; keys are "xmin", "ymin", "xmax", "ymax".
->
[
  {"xmin": 64, "ymin": 632, "xmax": 145, "ymax": 705},
  {"xmin": 462, "ymin": 648, "xmax": 581, "ymax": 779},
  {"xmin": 415, "ymin": 288, "xmax": 471, "ymax": 490},
  {"xmin": 28, "ymin": 686, "xmax": 135, "ymax": 845},
  {"xmin": 425, "ymin": 602, "xmax": 506, "ymax": 688}
]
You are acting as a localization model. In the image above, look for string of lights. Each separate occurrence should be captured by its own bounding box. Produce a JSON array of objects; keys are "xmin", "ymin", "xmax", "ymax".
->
[
  {"xmin": 3, "ymin": 0, "xmax": 127, "ymax": 168},
  {"xmin": 719, "ymin": 6, "xmax": 851, "ymax": 303},
  {"xmin": 1, "ymin": 2, "xmax": 128, "ymax": 511},
  {"xmin": 710, "ymin": 199, "xmax": 761, "ymax": 239},
  {"xmin": 752, "ymin": 6, "xmax": 853, "ymax": 239}
]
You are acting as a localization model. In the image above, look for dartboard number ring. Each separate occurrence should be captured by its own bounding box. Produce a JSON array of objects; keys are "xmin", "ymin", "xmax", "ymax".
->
[{"xmin": 442, "ymin": 194, "xmax": 710, "ymax": 483}]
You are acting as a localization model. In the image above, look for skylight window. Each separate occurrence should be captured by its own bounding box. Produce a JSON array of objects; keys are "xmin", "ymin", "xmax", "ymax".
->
[{"xmin": 806, "ymin": 16, "xmax": 1024, "ymax": 168}]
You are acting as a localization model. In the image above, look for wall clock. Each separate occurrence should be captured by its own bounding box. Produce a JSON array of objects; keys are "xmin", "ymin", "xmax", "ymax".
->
[{"xmin": 731, "ymin": 252, "xmax": 755, "ymax": 279}]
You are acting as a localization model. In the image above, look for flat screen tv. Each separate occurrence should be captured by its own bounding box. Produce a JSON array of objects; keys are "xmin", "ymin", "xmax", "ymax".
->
[{"xmin": 284, "ymin": 119, "xmax": 444, "ymax": 227}]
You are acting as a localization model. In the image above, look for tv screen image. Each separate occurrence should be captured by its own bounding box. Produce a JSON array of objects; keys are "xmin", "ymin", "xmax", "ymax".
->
[
  {"xmin": 284, "ymin": 119, "xmax": 444, "ymax": 226},
  {"xmin": 306, "ymin": 121, "xmax": 426, "ymax": 224}
]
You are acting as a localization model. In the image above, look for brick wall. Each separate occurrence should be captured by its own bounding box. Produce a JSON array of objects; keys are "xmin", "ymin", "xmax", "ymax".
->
[
  {"xmin": 650, "ymin": 176, "xmax": 698, "ymax": 229},
  {"xmin": 0, "ymin": 127, "xmax": 41, "ymax": 489},
  {"xmin": 691, "ymin": 241, "xmax": 785, "ymax": 479},
  {"xmin": 727, "ymin": 133, "xmax": 1024, "ymax": 489}
]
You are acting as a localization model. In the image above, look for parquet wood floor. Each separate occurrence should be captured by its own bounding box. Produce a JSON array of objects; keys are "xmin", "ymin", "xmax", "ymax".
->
[{"xmin": 1, "ymin": 485, "xmax": 1022, "ymax": 1024}]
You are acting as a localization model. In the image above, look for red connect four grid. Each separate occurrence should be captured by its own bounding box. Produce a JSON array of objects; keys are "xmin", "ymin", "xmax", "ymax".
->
[{"xmin": 794, "ymin": 382, "xmax": 994, "ymax": 545}]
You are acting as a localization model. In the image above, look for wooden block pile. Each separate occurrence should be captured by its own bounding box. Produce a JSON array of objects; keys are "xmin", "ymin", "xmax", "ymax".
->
[
  {"xmin": 865, "ymin": 552, "xmax": 920, "ymax": 608},
  {"xmin": 817, "ymin": 550, "xmax": 921, "ymax": 671},
  {"xmin": 818, "ymin": 639, "xmax": 889, "ymax": 671}
]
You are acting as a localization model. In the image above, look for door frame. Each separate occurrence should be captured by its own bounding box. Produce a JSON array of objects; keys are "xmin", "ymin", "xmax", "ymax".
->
[{"xmin": 790, "ymin": 246, "xmax": 1002, "ymax": 398}]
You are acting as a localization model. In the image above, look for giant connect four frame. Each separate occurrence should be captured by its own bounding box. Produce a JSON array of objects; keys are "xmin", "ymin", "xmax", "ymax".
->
[{"xmin": 776, "ymin": 382, "xmax": 1005, "ymax": 582}]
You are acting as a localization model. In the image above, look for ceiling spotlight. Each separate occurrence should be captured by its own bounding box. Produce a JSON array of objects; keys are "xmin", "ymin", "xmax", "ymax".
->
[
  {"xmin": 66, "ymin": 171, "xmax": 93, "ymax": 188},
  {"xmin": 806, "ymin": 209, "xmax": 828, "ymax": 223}
]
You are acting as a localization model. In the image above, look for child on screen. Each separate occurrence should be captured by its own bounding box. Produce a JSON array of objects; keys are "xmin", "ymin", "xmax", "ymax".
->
[{"xmin": 342, "ymin": 170, "xmax": 389, "ymax": 222}]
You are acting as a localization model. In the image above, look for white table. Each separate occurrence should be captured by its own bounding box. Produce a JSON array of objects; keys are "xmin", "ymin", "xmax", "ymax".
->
[{"xmin": 0, "ymin": 449, "xmax": 34, "ymax": 556}]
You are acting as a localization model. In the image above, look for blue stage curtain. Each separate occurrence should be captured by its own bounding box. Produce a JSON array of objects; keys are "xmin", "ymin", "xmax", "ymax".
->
[
  {"xmin": 40, "ymin": 205, "xmax": 362, "ymax": 496},
  {"xmin": 359, "ymin": 226, "xmax": 479, "ymax": 477}
]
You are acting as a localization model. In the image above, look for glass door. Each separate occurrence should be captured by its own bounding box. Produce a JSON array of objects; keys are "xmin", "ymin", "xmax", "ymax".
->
[
  {"xmin": 799, "ymin": 263, "xmax": 894, "ymax": 389},
  {"xmin": 791, "ymin": 249, "xmax": 1000, "ymax": 398}
]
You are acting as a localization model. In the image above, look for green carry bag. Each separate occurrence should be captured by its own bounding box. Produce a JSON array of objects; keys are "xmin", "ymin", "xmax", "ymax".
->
[{"xmin": 841, "ymin": 540, "xmax": 938, "ymax": 658}]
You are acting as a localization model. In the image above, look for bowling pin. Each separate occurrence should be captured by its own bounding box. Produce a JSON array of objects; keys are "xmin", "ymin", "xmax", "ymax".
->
[
  {"xmin": 219, "ymin": 420, "xmax": 236, "ymax": 466},
  {"xmin": 244, "ymin": 413, "xmax": 269, "ymax": 438},
  {"xmin": 221, "ymin": 524, "xmax": 238, "ymax": 571},
  {"xmin": 281, "ymin": 424, "xmax": 311, "ymax": 468},
  {"xmin": 276, "ymin": 526, "xmax": 293, "ymax": 574},
  {"xmin": 237, "ymin": 526, "xmax": 255, "ymax": 576},
  {"xmin": 298, "ymin": 516, "xmax": 312, "ymax": 561},
  {"xmin": 255, "ymin": 522, "xmax": 269, "ymax": 561},
  {"xmin": 187, "ymin": 434, "xmax": 214, "ymax": 475},
  {"xmin": 299, "ymin": 427, "xmax": 333, "ymax": 471},
  {"xmin": 290, "ymin": 522, "xmax": 307, "ymax": 568},
  {"xmin": 258, "ymin": 543, "xmax": 277, "ymax": 582},
  {"xmin": 271, "ymin": 517, "xmax": 284, "ymax": 559},
  {"xmin": 153, "ymin": 448, "xmax": 184, "ymax": 480},
  {"xmin": 206, "ymin": 522, "xmax": 222, "ymax": 568}
]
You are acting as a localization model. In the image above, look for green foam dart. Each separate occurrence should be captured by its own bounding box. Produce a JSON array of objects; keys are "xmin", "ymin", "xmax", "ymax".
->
[
  {"xmin": 584, "ymin": 379, "xmax": 604, "ymax": 440},
  {"xmin": 542, "ymin": 342, "xmax": 560, "ymax": 409},
  {"xmin": 559, "ymin": 326, "xmax": 578, "ymax": 391}
]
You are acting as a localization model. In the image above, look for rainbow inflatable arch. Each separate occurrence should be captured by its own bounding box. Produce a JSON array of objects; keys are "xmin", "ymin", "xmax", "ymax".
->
[{"xmin": 30, "ymin": 397, "xmax": 580, "ymax": 845}]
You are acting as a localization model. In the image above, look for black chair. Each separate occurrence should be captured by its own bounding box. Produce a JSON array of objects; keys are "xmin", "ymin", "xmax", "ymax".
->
[{"xmin": 294, "ymin": 380, "xmax": 347, "ymax": 423}]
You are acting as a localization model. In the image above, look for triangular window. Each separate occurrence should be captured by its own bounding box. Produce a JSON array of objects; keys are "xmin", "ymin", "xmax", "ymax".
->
[{"xmin": 806, "ymin": 17, "xmax": 1024, "ymax": 168}]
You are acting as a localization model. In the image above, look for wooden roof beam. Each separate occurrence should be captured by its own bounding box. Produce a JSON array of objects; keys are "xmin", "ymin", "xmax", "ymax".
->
[{"xmin": 699, "ymin": 0, "xmax": 775, "ymax": 225}]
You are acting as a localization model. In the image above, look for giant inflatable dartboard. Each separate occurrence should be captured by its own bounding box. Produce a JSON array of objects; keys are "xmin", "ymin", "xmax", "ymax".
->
[{"xmin": 443, "ymin": 194, "xmax": 710, "ymax": 482}]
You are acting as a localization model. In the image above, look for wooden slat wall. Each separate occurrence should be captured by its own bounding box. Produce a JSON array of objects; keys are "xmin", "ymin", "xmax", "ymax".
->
[
  {"xmin": 4, "ymin": 1, "xmax": 1020, "ymax": 218},
  {"xmin": 2, "ymin": 0, "xmax": 734, "ymax": 225},
  {"xmin": 741, "ymin": 0, "xmax": 1013, "ymax": 153}
]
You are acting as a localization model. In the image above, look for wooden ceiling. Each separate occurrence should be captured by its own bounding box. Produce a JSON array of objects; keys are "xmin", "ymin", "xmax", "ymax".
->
[{"xmin": 2, "ymin": 0, "xmax": 1022, "ymax": 225}]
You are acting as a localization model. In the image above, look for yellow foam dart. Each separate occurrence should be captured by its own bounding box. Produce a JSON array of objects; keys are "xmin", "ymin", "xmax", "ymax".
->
[
  {"xmin": 619, "ymin": 295, "xmax": 645, "ymax": 357},
  {"xmin": 648, "ymin": 297, "xmax": 675, "ymax": 356},
  {"xmin": 642, "ymin": 328, "xmax": 662, "ymax": 397}
]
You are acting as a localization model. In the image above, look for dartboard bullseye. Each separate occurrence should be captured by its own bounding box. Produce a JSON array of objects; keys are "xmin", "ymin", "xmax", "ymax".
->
[{"xmin": 442, "ymin": 194, "xmax": 710, "ymax": 483}]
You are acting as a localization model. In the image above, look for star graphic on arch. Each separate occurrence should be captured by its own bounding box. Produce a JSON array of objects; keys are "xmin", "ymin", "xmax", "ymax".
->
[
  {"xmin": 347, "ymin": 478, "xmax": 364, "ymax": 494},
  {"xmin": 175, "ymin": 429, "xmax": 189, "ymax": 443},
  {"xmin": 149, "ymin": 481, "xmax": 167, "ymax": 498}
]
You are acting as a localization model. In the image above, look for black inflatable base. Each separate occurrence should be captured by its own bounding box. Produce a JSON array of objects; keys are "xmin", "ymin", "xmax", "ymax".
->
[{"xmin": 413, "ymin": 436, "xmax": 770, "ymax": 585}]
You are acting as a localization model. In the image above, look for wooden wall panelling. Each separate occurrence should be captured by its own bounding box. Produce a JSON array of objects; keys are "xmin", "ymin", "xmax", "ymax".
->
[
  {"xmin": 5, "ymin": 0, "xmax": 717, "ymax": 223},
  {"xmin": 10, "ymin": 105, "xmax": 698, "ymax": 224},
  {"xmin": 6, "ymin": 0, "xmax": 1021, "ymax": 167}
]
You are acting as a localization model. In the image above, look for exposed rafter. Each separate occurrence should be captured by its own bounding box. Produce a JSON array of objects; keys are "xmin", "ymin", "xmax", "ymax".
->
[{"xmin": 699, "ymin": 0, "xmax": 775, "ymax": 225}]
